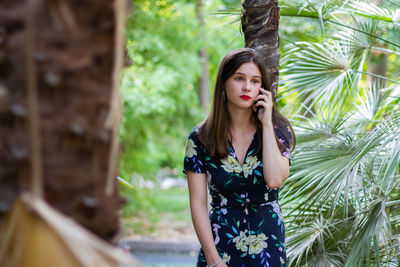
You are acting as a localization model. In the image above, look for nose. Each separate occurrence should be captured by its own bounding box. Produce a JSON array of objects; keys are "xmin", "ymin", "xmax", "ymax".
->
[{"xmin": 243, "ymin": 79, "xmax": 251, "ymax": 91}]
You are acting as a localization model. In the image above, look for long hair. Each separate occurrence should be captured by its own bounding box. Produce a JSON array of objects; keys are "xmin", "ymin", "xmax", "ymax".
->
[{"xmin": 198, "ymin": 48, "xmax": 295, "ymax": 158}]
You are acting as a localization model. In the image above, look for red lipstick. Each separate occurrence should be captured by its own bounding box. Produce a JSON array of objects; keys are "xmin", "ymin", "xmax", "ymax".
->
[{"xmin": 240, "ymin": 95, "xmax": 251, "ymax": 100}]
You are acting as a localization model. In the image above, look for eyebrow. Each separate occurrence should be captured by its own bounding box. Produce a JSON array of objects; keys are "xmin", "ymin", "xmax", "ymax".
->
[{"xmin": 234, "ymin": 72, "xmax": 261, "ymax": 78}]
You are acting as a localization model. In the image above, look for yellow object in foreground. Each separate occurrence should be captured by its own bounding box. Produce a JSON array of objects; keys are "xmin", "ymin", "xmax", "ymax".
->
[{"xmin": 0, "ymin": 193, "xmax": 139, "ymax": 267}]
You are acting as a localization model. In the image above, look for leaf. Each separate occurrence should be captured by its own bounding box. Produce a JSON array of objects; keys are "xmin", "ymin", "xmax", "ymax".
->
[
  {"xmin": 117, "ymin": 177, "xmax": 134, "ymax": 190},
  {"xmin": 209, "ymin": 163, "xmax": 217, "ymax": 169},
  {"xmin": 231, "ymin": 226, "xmax": 238, "ymax": 235},
  {"xmin": 254, "ymin": 170, "xmax": 262, "ymax": 176},
  {"xmin": 226, "ymin": 233, "xmax": 234, "ymax": 239},
  {"xmin": 258, "ymin": 219, "xmax": 264, "ymax": 229},
  {"xmin": 247, "ymin": 149, "xmax": 255, "ymax": 156}
]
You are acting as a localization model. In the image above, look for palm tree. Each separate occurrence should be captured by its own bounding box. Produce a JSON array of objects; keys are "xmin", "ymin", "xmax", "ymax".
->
[
  {"xmin": 242, "ymin": 0, "xmax": 281, "ymax": 96},
  {"xmin": 0, "ymin": 0, "xmax": 127, "ymax": 242},
  {"xmin": 276, "ymin": 1, "xmax": 400, "ymax": 266}
]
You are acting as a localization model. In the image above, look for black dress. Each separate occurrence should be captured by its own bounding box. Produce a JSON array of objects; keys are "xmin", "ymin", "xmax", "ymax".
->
[{"xmin": 183, "ymin": 125, "xmax": 292, "ymax": 267}]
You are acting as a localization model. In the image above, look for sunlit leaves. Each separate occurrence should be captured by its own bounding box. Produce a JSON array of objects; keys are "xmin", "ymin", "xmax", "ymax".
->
[
  {"xmin": 344, "ymin": 1, "xmax": 400, "ymax": 25},
  {"xmin": 281, "ymin": 41, "xmax": 362, "ymax": 112},
  {"xmin": 280, "ymin": 2, "xmax": 400, "ymax": 264},
  {"xmin": 282, "ymin": 109, "xmax": 400, "ymax": 266}
]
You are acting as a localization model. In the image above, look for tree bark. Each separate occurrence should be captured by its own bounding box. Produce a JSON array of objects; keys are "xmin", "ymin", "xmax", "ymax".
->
[
  {"xmin": 197, "ymin": 0, "xmax": 210, "ymax": 113},
  {"xmin": 0, "ymin": 0, "xmax": 126, "ymax": 242},
  {"xmin": 241, "ymin": 0, "xmax": 280, "ymax": 100}
]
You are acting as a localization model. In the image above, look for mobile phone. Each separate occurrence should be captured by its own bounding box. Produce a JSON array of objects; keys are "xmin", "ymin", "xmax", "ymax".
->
[{"xmin": 256, "ymin": 90, "xmax": 263, "ymax": 114}]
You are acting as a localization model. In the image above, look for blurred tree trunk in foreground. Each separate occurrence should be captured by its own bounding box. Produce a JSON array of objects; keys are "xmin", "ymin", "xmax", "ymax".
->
[
  {"xmin": 242, "ymin": 0, "xmax": 280, "ymax": 99},
  {"xmin": 0, "ymin": 0, "xmax": 126, "ymax": 242}
]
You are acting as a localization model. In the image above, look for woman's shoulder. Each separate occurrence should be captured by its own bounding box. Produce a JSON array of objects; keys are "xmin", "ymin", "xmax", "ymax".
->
[
  {"xmin": 187, "ymin": 125, "xmax": 200, "ymax": 139},
  {"xmin": 189, "ymin": 125, "xmax": 200, "ymax": 134},
  {"xmin": 187, "ymin": 125, "xmax": 205, "ymax": 147}
]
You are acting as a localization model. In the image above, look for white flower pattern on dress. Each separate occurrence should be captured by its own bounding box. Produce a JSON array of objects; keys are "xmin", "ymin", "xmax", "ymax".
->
[
  {"xmin": 233, "ymin": 230, "xmax": 268, "ymax": 255},
  {"xmin": 242, "ymin": 155, "xmax": 260, "ymax": 178},
  {"xmin": 184, "ymin": 138, "xmax": 197, "ymax": 158},
  {"xmin": 220, "ymin": 195, "xmax": 227, "ymax": 206},
  {"xmin": 220, "ymin": 155, "xmax": 242, "ymax": 173},
  {"xmin": 271, "ymin": 201, "xmax": 283, "ymax": 222},
  {"xmin": 248, "ymin": 233, "xmax": 268, "ymax": 255},
  {"xmin": 221, "ymin": 154, "xmax": 261, "ymax": 178},
  {"xmin": 233, "ymin": 230, "xmax": 250, "ymax": 252},
  {"xmin": 222, "ymin": 252, "xmax": 231, "ymax": 263}
]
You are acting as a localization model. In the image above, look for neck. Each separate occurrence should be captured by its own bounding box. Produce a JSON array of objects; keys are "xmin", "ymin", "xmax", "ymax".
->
[{"xmin": 227, "ymin": 104, "xmax": 257, "ymax": 135}]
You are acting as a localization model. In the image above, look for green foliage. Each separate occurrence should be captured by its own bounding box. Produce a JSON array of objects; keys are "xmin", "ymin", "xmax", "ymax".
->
[
  {"xmin": 119, "ymin": 1, "xmax": 243, "ymax": 239},
  {"xmin": 120, "ymin": 185, "xmax": 190, "ymax": 235},
  {"xmin": 220, "ymin": 0, "xmax": 241, "ymax": 9},
  {"xmin": 120, "ymin": 0, "xmax": 243, "ymax": 178},
  {"xmin": 277, "ymin": 1, "xmax": 400, "ymax": 265},
  {"xmin": 121, "ymin": 186, "xmax": 189, "ymax": 218},
  {"xmin": 120, "ymin": 0, "xmax": 204, "ymax": 177}
]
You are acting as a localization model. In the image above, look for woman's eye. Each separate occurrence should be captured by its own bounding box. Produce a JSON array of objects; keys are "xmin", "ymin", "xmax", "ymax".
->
[
  {"xmin": 235, "ymin": 77, "xmax": 243, "ymax": 81},
  {"xmin": 252, "ymin": 80, "xmax": 260, "ymax": 84}
]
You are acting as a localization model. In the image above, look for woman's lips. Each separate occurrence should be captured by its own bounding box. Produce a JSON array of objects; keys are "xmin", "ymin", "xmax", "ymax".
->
[{"xmin": 240, "ymin": 95, "xmax": 251, "ymax": 100}]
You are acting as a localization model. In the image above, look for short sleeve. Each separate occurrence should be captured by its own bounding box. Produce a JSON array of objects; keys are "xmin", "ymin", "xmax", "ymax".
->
[
  {"xmin": 274, "ymin": 125, "xmax": 292, "ymax": 166},
  {"xmin": 183, "ymin": 127, "xmax": 206, "ymax": 174}
]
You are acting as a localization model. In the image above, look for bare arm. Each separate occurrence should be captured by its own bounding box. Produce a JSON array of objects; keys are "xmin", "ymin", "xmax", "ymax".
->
[
  {"xmin": 262, "ymin": 123, "xmax": 290, "ymax": 189},
  {"xmin": 187, "ymin": 171, "xmax": 226, "ymax": 266},
  {"xmin": 255, "ymin": 88, "xmax": 290, "ymax": 189}
]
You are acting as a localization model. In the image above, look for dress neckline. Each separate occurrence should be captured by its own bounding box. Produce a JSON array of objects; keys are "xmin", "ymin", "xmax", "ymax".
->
[{"xmin": 228, "ymin": 131, "xmax": 257, "ymax": 166}]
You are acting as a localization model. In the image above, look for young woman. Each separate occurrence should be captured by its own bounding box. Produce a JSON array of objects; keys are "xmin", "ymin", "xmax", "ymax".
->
[{"xmin": 183, "ymin": 48, "xmax": 295, "ymax": 267}]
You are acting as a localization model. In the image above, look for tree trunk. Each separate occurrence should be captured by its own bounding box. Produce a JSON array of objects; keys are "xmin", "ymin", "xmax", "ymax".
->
[
  {"xmin": 197, "ymin": 0, "xmax": 210, "ymax": 113},
  {"xmin": 241, "ymin": 0, "xmax": 280, "ymax": 100},
  {"xmin": 0, "ymin": 0, "xmax": 126, "ymax": 242}
]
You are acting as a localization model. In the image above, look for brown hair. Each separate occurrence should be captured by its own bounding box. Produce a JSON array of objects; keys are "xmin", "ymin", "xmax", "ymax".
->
[{"xmin": 198, "ymin": 48, "xmax": 296, "ymax": 158}]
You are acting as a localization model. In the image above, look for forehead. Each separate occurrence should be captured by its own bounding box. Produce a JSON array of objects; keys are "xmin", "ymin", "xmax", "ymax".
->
[{"xmin": 235, "ymin": 62, "xmax": 261, "ymax": 76}]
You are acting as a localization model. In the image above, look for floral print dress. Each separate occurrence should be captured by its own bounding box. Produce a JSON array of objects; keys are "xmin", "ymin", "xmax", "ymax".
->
[{"xmin": 183, "ymin": 125, "xmax": 292, "ymax": 267}]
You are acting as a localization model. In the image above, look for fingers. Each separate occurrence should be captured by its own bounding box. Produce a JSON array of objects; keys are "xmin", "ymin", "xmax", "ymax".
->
[
  {"xmin": 256, "ymin": 89, "xmax": 272, "ymax": 102},
  {"xmin": 258, "ymin": 88, "xmax": 272, "ymax": 99},
  {"xmin": 255, "ymin": 88, "xmax": 272, "ymax": 110},
  {"xmin": 256, "ymin": 94, "xmax": 269, "ymax": 102}
]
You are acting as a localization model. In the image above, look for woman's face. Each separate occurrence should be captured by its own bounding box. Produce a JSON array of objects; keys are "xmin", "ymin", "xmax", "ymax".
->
[{"xmin": 224, "ymin": 62, "xmax": 262, "ymax": 111}]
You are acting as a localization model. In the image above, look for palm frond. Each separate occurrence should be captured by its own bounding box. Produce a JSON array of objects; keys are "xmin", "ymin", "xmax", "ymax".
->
[
  {"xmin": 278, "ymin": 1, "xmax": 400, "ymax": 265},
  {"xmin": 286, "ymin": 200, "xmax": 353, "ymax": 267},
  {"xmin": 334, "ymin": 17, "xmax": 379, "ymax": 52},
  {"xmin": 347, "ymin": 82, "xmax": 382, "ymax": 126},
  {"xmin": 346, "ymin": 199, "xmax": 391, "ymax": 266},
  {"xmin": 281, "ymin": 41, "xmax": 363, "ymax": 111},
  {"xmin": 327, "ymin": 19, "xmax": 400, "ymax": 49},
  {"xmin": 343, "ymin": 1, "xmax": 400, "ymax": 24}
]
